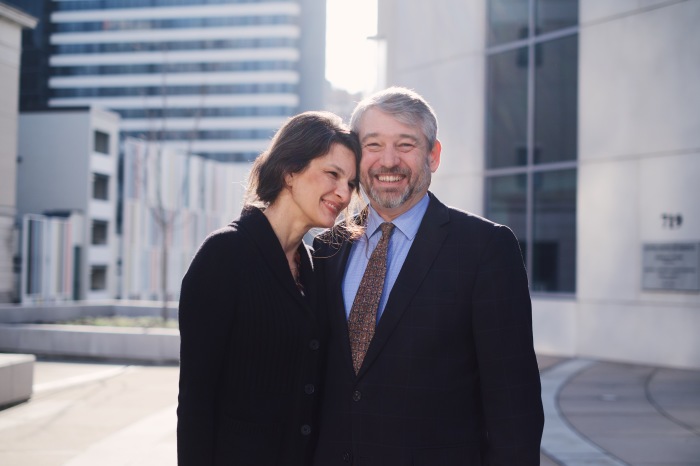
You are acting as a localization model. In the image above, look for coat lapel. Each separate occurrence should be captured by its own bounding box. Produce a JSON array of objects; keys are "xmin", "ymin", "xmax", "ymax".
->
[
  {"xmin": 236, "ymin": 207, "xmax": 312, "ymax": 313},
  {"xmin": 321, "ymin": 233, "xmax": 356, "ymax": 373},
  {"xmin": 356, "ymin": 193, "xmax": 451, "ymax": 379}
]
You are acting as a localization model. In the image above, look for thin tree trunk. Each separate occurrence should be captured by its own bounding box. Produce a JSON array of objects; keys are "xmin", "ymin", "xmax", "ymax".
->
[{"xmin": 160, "ymin": 226, "xmax": 168, "ymax": 324}]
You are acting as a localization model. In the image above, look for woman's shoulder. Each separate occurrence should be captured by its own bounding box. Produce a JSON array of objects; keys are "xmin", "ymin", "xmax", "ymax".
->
[{"xmin": 194, "ymin": 221, "xmax": 250, "ymax": 258}]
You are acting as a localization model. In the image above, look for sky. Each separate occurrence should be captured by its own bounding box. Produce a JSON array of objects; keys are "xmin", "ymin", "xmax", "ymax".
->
[{"xmin": 325, "ymin": 0, "xmax": 378, "ymax": 94}]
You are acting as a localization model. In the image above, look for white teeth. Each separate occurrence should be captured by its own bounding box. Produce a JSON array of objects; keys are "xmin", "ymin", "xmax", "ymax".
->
[
  {"xmin": 323, "ymin": 200, "xmax": 339, "ymax": 213},
  {"xmin": 377, "ymin": 175, "xmax": 403, "ymax": 182}
]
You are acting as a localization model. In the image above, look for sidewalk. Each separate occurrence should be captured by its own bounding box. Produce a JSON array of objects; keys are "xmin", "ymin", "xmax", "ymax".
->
[{"xmin": 0, "ymin": 356, "xmax": 698, "ymax": 465}]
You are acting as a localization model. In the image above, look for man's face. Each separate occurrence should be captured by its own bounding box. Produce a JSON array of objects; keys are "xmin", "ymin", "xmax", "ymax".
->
[{"xmin": 357, "ymin": 108, "xmax": 441, "ymax": 221}]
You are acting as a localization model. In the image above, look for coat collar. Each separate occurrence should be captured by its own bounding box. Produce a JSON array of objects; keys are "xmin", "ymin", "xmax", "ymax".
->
[{"xmin": 234, "ymin": 206, "xmax": 317, "ymax": 313}]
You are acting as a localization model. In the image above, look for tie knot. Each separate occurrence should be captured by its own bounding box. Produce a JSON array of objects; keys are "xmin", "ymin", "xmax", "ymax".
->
[{"xmin": 380, "ymin": 222, "xmax": 395, "ymax": 238}]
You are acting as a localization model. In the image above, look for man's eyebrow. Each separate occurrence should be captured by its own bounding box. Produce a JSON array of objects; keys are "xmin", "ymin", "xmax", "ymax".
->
[
  {"xmin": 361, "ymin": 133, "xmax": 420, "ymax": 143},
  {"xmin": 361, "ymin": 132, "xmax": 380, "ymax": 143}
]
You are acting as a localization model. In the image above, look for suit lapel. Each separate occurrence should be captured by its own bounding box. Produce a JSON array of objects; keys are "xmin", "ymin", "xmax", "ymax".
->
[{"xmin": 356, "ymin": 194, "xmax": 451, "ymax": 379}]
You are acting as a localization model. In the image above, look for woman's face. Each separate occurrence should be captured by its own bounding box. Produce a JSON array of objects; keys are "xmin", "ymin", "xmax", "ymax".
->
[{"xmin": 286, "ymin": 143, "xmax": 357, "ymax": 229}]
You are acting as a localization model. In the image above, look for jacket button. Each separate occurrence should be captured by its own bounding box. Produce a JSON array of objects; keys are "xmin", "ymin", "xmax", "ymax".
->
[
  {"xmin": 301, "ymin": 424, "xmax": 311, "ymax": 436},
  {"xmin": 309, "ymin": 339, "xmax": 320, "ymax": 350},
  {"xmin": 352, "ymin": 390, "xmax": 361, "ymax": 402},
  {"xmin": 342, "ymin": 451, "xmax": 352, "ymax": 462},
  {"xmin": 304, "ymin": 384, "xmax": 315, "ymax": 395}
]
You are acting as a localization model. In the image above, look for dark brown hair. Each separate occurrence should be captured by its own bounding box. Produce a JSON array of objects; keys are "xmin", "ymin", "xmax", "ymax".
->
[{"xmin": 246, "ymin": 111, "xmax": 361, "ymax": 206}]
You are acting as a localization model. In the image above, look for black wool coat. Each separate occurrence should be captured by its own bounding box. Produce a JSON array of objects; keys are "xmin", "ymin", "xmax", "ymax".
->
[{"xmin": 177, "ymin": 206, "xmax": 324, "ymax": 466}]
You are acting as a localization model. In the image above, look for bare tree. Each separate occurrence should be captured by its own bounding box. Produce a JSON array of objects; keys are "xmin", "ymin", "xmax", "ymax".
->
[{"xmin": 139, "ymin": 46, "xmax": 207, "ymax": 324}]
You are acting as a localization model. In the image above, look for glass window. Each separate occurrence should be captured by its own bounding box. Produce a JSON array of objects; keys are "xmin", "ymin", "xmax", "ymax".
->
[
  {"xmin": 90, "ymin": 265, "xmax": 108, "ymax": 291},
  {"xmin": 91, "ymin": 220, "xmax": 109, "ymax": 245},
  {"xmin": 532, "ymin": 169, "xmax": 576, "ymax": 292},
  {"xmin": 485, "ymin": 0, "xmax": 578, "ymax": 294},
  {"xmin": 536, "ymin": 0, "xmax": 578, "ymax": 35},
  {"xmin": 94, "ymin": 130, "xmax": 110, "ymax": 155},
  {"xmin": 92, "ymin": 173, "xmax": 109, "ymax": 200},
  {"xmin": 485, "ymin": 174, "xmax": 527, "ymax": 246},
  {"xmin": 486, "ymin": 48, "xmax": 528, "ymax": 169},
  {"xmin": 488, "ymin": 0, "xmax": 529, "ymax": 46},
  {"xmin": 534, "ymin": 35, "xmax": 578, "ymax": 164}
]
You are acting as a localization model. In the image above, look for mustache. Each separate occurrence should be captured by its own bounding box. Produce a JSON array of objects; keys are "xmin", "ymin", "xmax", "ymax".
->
[{"xmin": 368, "ymin": 167, "xmax": 411, "ymax": 177}]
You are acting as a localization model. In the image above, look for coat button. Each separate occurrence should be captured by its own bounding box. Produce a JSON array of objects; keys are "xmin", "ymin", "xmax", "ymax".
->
[
  {"xmin": 342, "ymin": 451, "xmax": 352, "ymax": 462},
  {"xmin": 352, "ymin": 390, "xmax": 361, "ymax": 402},
  {"xmin": 304, "ymin": 384, "xmax": 315, "ymax": 395},
  {"xmin": 301, "ymin": 424, "xmax": 311, "ymax": 436},
  {"xmin": 309, "ymin": 339, "xmax": 320, "ymax": 350}
]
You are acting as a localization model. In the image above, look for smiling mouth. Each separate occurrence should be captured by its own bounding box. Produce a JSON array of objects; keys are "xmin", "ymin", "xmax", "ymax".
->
[
  {"xmin": 376, "ymin": 174, "xmax": 405, "ymax": 183},
  {"xmin": 322, "ymin": 199, "xmax": 341, "ymax": 215}
]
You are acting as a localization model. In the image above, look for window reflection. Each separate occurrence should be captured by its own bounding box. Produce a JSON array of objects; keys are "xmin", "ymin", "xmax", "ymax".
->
[
  {"xmin": 488, "ymin": 0, "xmax": 529, "ymax": 46},
  {"xmin": 534, "ymin": 35, "xmax": 578, "ymax": 164},
  {"xmin": 536, "ymin": 0, "xmax": 578, "ymax": 35},
  {"xmin": 532, "ymin": 169, "xmax": 576, "ymax": 292},
  {"xmin": 485, "ymin": 0, "xmax": 578, "ymax": 293},
  {"xmin": 486, "ymin": 49, "xmax": 528, "ymax": 168},
  {"xmin": 486, "ymin": 174, "xmax": 527, "ymax": 258}
]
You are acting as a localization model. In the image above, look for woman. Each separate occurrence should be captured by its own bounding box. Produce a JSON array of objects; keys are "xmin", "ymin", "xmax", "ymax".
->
[{"xmin": 177, "ymin": 111, "xmax": 360, "ymax": 466}]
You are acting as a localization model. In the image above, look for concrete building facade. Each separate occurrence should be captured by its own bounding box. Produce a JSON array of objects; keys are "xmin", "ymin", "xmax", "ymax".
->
[
  {"xmin": 376, "ymin": 0, "xmax": 700, "ymax": 369},
  {"xmin": 0, "ymin": 2, "xmax": 36, "ymax": 303},
  {"xmin": 17, "ymin": 107, "xmax": 120, "ymax": 301}
]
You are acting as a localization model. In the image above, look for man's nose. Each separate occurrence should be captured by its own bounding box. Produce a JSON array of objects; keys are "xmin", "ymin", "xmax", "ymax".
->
[{"xmin": 378, "ymin": 146, "xmax": 400, "ymax": 167}]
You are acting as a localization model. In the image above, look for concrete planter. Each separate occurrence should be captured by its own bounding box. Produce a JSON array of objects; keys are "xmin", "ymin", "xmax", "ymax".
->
[
  {"xmin": 0, "ymin": 324, "xmax": 179, "ymax": 364},
  {"xmin": 0, "ymin": 353, "xmax": 34, "ymax": 407}
]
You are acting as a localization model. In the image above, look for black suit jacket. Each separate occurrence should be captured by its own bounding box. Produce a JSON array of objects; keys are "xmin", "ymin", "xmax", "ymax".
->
[
  {"xmin": 312, "ymin": 193, "xmax": 543, "ymax": 466},
  {"xmin": 177, "ymin": 206, "xmax": 323, "ymax": 466}
]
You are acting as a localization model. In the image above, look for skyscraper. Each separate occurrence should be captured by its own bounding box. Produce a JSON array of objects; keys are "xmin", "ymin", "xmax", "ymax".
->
[{"xmin": 17, "ymin": 0, "xmax": 325, "ymax": 162}]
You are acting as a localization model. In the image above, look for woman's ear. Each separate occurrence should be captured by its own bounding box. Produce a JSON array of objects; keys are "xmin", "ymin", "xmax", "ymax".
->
[{"xmin": 284, "ymin": 172, "xmax": 294, "ymax": 189}]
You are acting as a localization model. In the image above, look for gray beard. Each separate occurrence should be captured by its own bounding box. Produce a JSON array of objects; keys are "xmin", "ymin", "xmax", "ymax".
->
[
  {"xmin": 368, "ymin": 184, "xmax": 413, "ymax": 210},
  {"xmin": 365, "ymin": 160, "xmax": 431, "ymax": 210}
]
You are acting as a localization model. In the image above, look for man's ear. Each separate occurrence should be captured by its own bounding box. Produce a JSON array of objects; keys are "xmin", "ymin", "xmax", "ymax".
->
[{"xmin": 428, "ymin": 140, "xmax": 442, "ymax": 173}]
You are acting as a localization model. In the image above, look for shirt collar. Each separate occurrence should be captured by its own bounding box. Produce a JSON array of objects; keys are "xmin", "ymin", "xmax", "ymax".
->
[{"xmin": 366, "ymin": 193, "xmax": 430, "ymax": 241}]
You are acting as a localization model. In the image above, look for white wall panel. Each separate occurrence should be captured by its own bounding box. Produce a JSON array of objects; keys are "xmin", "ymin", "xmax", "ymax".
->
[
  {"xmin": 577, "ymin": 301, "xmax": 700, "ymax": 370},
  {"xmin": 580, "ymin": 0, "xmax": 679, "ymax": 24},
  {"xmin": 579, "ymin": 0, "xmax": 700, "ymax": 161}
]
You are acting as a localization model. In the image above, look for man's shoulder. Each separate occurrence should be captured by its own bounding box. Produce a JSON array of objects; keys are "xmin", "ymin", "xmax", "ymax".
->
[{"xmin": 446, "ymin": 205, "xmax": 497, "ymax": 227}]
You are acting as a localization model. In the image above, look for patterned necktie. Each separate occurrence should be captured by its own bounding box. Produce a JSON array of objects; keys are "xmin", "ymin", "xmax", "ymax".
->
[{"xmin": 348, "ymin": 222, "xmax": 395, "ymax": 374}]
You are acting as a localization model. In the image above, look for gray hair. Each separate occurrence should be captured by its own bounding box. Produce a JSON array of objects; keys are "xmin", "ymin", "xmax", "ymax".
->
[{"xmin": 349, "ymin": 86, "xmax": 438, "ymax": 150}]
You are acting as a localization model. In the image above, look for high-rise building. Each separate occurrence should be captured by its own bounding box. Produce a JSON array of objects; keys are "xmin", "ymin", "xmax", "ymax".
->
[{"xmin": 16, "ymin": 0, "xmax": 325, "ymax": 162}]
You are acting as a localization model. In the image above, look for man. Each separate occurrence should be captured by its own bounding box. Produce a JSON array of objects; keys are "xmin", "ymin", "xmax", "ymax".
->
[{"xmin": 313, "ymin": 87, "xmax": 544, "ymax": 465}]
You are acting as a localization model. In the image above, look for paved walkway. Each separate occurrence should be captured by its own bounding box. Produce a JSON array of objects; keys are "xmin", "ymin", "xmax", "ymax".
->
[{"xmin": 0, "ymin": 356, "xmax": 698, "ymax": 465}]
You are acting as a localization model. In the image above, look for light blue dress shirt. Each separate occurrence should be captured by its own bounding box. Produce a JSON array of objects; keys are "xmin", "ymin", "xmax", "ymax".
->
[{"xmin": 342, "ymin": 194, "xmax": 430, "ymax": 321}]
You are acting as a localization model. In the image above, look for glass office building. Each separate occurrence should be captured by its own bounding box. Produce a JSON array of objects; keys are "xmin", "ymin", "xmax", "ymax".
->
[{"xmin": 16, "ymin": 0, "xmax": 325, "ymax": 162}]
